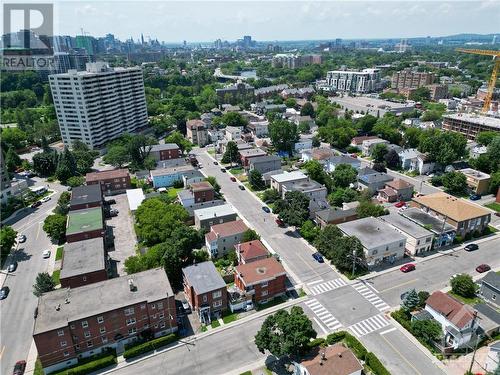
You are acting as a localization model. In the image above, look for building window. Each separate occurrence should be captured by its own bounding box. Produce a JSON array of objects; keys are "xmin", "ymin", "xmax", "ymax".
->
[
  {"xmin": 140, "ymin": 304, "xmax": 146, "ymax": 310},
  {"xmin": 82, "ymin": 276, "xmax": 87, "ymax": 281},
  {"xmin": 87, "ymin": 341, "xmax": 93, "ymax": 348},
  {"xmin": 70, "ymin": 324, "xmax": 75, "ymax": 329},
  {"xmin": 399, "ymin": 242, "xmax": 404, "ymax": 247},
  {"xmin": 372, "ymin": 250, "xmax": 378, "ymax": 255},
  {"xmin": 212, "ymin": 290, "xmax": 222, "ymax": 299},
  {"xmin": 261, "ymin": 290, "xmax": 268, "ymax": 297},
  {"xmin": 128, "ymin": 328, "xmax": 137, "ymax": 335},
  {"xmin": 60, "ymin": 341, "xmax": 67, "ymax": 347},
  {"xmin": 213, "ymin": 300, "xmax": 223, "ymax": 308},
  {"xmin": 81, "ymin": 321, "xmax": 88, "ymax": 328},
  {"xmin": 261, "ymin": 282, "xmax": 268, "ymax": 288},
  {"xmin": 126, "ymin": 318, "xmax": 136, "ymax": 326},
  {"xmin": 159, "ymin": 312, "xmax": 164, "ymax": 319},
  {"xmin": 101, "ymin": 336, "xmax": 108, "ymax": 344},
  {"xmin": 426, "ymin": 237, "xmax": 432, "ymax": 243},
  {"xmin": 157, "ymin": 302, "xmax": 163, "ymax": 309},
  {"xmin": 75, "ymin": 344, "xmax": 80, "ymax": 350},
  {"xmin": 493, "ymin": 294, "xmax": 497, "ymax": 301},
  {"xmin": 144, "ymin": 324, "xmax": 149, "ymax": 329},
  {"xmin": 202, "ymin": 295, "xmax": 208, "ymax": 303},
  {"xmin": 97, "ymin": 316, "xmax": 104, "ymax": 324},
  {"xmin": 57, "ymin": 330, "xmax": 65, "ymax": 336},
  {"xmin": 63, "ymin": 351, "xmax": 69, "ymax": 357},
  {"xmin": 160, "ymin": 322, "xmax": 166, "ymax": 328},
  {"xmin": 124, "ymin": 307, "xmax": 135, "ymax": 316},
  {"xmin": 151, "ymin": 304, "xmax": 156, "ymax": 309},
  {"xmin": 100, "ymin": 327, "xmax": 106, "ymax": 334}
]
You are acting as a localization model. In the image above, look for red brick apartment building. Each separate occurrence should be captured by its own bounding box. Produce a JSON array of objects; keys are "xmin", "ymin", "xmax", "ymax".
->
[
  {"xmin": 190, "ymin": 181, "xmax": 215, "ymax": 203},
  {"xmin": 85, "ymin": 169, "xmax": 131, "ymax": 195},
  {"xmin": 182, "ymin": 261, "xmax": 228, "ymax": 324},
  {"xmin": 234, "ymin": 257, "xmax": 287, "ymax": 304},
  {"xmin": 149, "ymin": 143, "xmax": 182, "ymax": 161},
  {"xmin": 33, "ymin": 268, "xmax": 176, "ymax": 374},
  {"xmin": 235, "ymin": 240, "xmax": 269, "ymax": 264},
  {"xmin": 69, "ymin": 185, "xmax": 103, "ymax": 211}
]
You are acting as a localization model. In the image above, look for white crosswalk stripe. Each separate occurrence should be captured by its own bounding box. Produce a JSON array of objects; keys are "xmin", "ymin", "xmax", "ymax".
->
[
  {"xmin": 304, "ymin": 299, "xmax": 342, "ymax": 332},
  {"xmin": 309, "ymin": 278, "xmax": 348, "ymax": 296},
  {"xmin": 352, "ymin": 282, "xmax": 390, "ymax": 311},
  {"xmin": 349, "ymin": 314, "xmax": 391, "ymax": 337}
]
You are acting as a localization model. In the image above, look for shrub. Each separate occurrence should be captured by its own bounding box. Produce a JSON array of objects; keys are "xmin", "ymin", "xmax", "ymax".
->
[
  {"xmin": 391, "ymin": 309, "xmax": 412, "ymax": 332},
  {"xmin": 343, "ymin": 333, "xmax": 367, "ymax": 359},
  {"xmin": 123, "ymin": 334, "xmax": 177, "ymax": 359},
  {"xmin": 365, "ymin": 352, "xmax": 391, "ymax": 375},
  {"xmin": 307, "ymin": 337, "xmax": 325, "ymax": 348},
  {"xmin": 51, "ymin": 355, "xmax": 116, "ymax": 375},
  {"xmin": 172, "ymin": 180, "xmax": 184, "ymax": 188},
  {"xmin": 326, "ymin": 331, "xmax": 347, "ymax": 344}
]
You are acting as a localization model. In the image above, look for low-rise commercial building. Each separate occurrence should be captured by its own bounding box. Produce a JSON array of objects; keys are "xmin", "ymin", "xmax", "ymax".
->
[
  {"xmin": 66, "ymin": 207, "xmax": 105, "ymax": 243},
  {"xmin": 182, "ymin": 261, "xmax": 228, "ymax": 324},
  {"xmin": 337, "ymin": 217, "xmax": 407, "ymax": 267},
  {"xmin": 33, "ymin": 268, "xmax": 176, "ymax": 374},
  {"xmin": 194, "ymin": 204, "xmax": 237, "ymax": 231},
  {"xmin": 458, "ymin": 168, "xmax": 491, "ymax": 195},
  {"xmin": 248, "ymin": 155, "xmax": 282, "ymax": 174},
  {"xmin": 401, "ymin": 207, "xmax": 456, "ymax": 248},
  {"xmin": 315, "ymin": 207, "xmax": 358, "ymax": 228},
  {"xmin": 442, "ymin": 113, "xmax": 500, "ymax": 141},
  {"xmin": 332, "ymin": 96, "xmax": 415, "ymax": 117},
  {"xmin": 148, "ymin": 144, "xmax": 181, "ymax": 161},
  {"xmin": 205, "ymin": 220, "xmax": 248, "ymax": 258},
  {"xmin": 85, "ymin": 169, "xmax": 131, "ymax": 195},
  {"xmin": 60, "ymin": 238, "xmax": 108, "ymax": 288},
  {"xmin": 69, "ymin": 185, "xmax": 103, "ymax": 211}
]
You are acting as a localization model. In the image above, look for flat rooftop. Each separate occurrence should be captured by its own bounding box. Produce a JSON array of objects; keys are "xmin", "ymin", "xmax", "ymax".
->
[
  {"xmin": 86, "ymin": 169, "xmax": 129, "ymax": 182},
  {"xmin": 70, "ymin": 185, "xmax": 102, "ymax": 207},
  {"xmin": 182, "ymin": 261, "xmax": 226, "ymax": 295},
  {"xmin": 379, "ymin": 213, "xmax": 432, "ymax": 239},
  {"xmin": 282, "ymin": 179, "xmax": 325, "ymax": 192},
  {"xmin": 150, "ymin": 164, "xmax": 194, "ymax": 177},
  {"xmin": 126, "ymin": 188, "xmax": 145, "ymax": 211},
  {"xmin": 401, "ymin": 207, "xmax": 455, "ymax": 234},
  {"xmin": 150, "ymin": 143, "xmax": 179, "ymax": 152},
  {"xmin": 459, "ymin": 168, "xmax": 491, "ymax": 180},
  {"xmin": 34, "ymin": 268, "xmax": 172, "ymax": 334},
  {"xmin": 60, "ymin": 238, "xmax": 106, "ymax": 279},
  {"xmin": 337, "ymin": 216, "xmax": 406, "ymax": 249},
  {"xmin": 270, "ymin": 171, "xmax": 307, "ymax": 183},
  {"xmin": 443, "ymin": 113, "xmax": 500, "ymax": 130},
  {"xmin": 66, "ymin": 207, "xmax": 103, "ymax": 235},
  {"xmin": 194, "ymin": 203, "xmax": 235, "ymax": 220},
  {"xmin": 331, "ymin": 96, "xmax": 415, "ymax": 114}
]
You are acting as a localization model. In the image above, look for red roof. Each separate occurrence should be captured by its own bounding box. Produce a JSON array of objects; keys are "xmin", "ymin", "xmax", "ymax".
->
[
  {"xmin": 236, "ymin": 240, "xmax": 269, "ymax": 261},
  {"xmin": 86, "ymin": 169, "xmax": 129, "ymax": 182},
  {"xmin": 186, "ymin": 119, "xmax": 205, "ymax": 129},
  {"xmin": 386, "ymin": 178, "xmax": 413, "ymax": 190},
  {"xmin": 235, "ymin": 257, "xmax": 285, "ymax": 286},
  {"xmin": 426, "ymin": 291, "xmax": 475, "ymax": 329}
]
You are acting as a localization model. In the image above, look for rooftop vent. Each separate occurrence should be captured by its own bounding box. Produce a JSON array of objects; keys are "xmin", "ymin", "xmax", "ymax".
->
[
  {"xmin": 128, "ymin": 278, "xmax": 137, "ymax": 292},
  {"xmin": 256, "ymin": 267, "xmax": 267, "ymax": 274},
  {"xmin": 55, "ymin": 304, "xmax": 61, "ymax": 311}
]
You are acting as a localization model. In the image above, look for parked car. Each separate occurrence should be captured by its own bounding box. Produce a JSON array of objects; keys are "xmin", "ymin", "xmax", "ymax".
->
[
  {"xmin": 40, "ymin": 196, "xmax": 51, "ymax": 203},
  {"xmin": 221, "ymin": 168, "xmax": 227, "ymax": 173},
  {"xmin": 262, "ymin": 206, "xmax": 271, "ymax": 213},
  {"xmin": 469, "ymin": 194, "xmax": 481, "ymax": 201},
  {"xmin": 181, "ymin": 300, "xmax": 191, "ymax": 313},
  {"xmin": 394, "ymin": 201, "xmax": 406, "ymax": 208},
  {"xmin": 16, "ymin": 234, "xmax": 26, "ymax": 243},
  {"xmin": 213, "ymin": 161, "xmax": 218, "ymax": 165},
  {"xmin": 238, "ymin": 185, "xmax": 245, "ymax": 191},
  {"xmin": 42, "ymin": 250, "xmax": 51, "ymax": 259},
  {"xmin": 312, "ymin": 252, "xmax": 324, "ymax": 263},
  {"xmin": 109, "ymin": 209, "xmax": 119, "ymax": 217},
  {"xmin": 464, "ymin": 243, "xmax": 479, "ymax": 252},
  {"xmin": 400, "ymin": 263, "xmax": 416, "ymax": 273},
  {"xmin": 8, "ymin": 261, "xmax": 18, "ymax": 273},
  {"xmin": 66, "ymin": 186, "xmax": 72, "ymax": 191},
  {"xmin": 105, "ymin": 199, "xmax": 116, "ymax": 205},
  {"xmin": 245, "ymin": 301, "xmax": 254, "ymax": 311},
  {"xmin": 275, "ymin": 218, "xmax": 285, "ymax": 227},
  {"xmin": 0, "ymin": 286, "xmax": 10, "ymax": 300},
  {"xmin": 230, "ymin": 177, "xmax": 236, "ymax": 182},
  {"xmin": 30, "ymin": 201, "xmax": 41, "ymax": 208},
  {"xmin": 476, "ymin": 264, "xmax": 491, "ymax": 273},
  {"xmin": 13, "ymin": 360, "xmax": 26, "ymax": 375}
]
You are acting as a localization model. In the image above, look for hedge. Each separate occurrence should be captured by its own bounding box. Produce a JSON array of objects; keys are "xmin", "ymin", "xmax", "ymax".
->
[
  {"xmin": 50, "ymin": 355, "xmax": 116, "ymax": 375},
  {"xmin": 123, "ymin": 334, "xmax": 177, "ymax": 359},
  {"xmin": 343, "ymin": 333, "xmax": 367, "ymax": 359},
  {"xmin": 307, "ymin": 337, "xmax": 325, "ymax": 349},
  {"xmin": 326, "ymin": 331, "xmax": 347, "ymax": 345},
  {"xmin": 365, "ymin": 352, "xmax": 391, "ymax": 375}
]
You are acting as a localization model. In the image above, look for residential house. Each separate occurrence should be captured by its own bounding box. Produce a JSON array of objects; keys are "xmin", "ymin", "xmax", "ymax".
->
[
  {"xmin": 378, "ymin": 213, "xmax": 434, "ymax": 256},
  {"xmin": 361, "ymin": 138, "xmax": 389, "ymax": 156},
  {"xmin": 149, "ymin": 165, "xmax": 195, "ymax": 188},
  {"xmin": 86, "ymin": 169, "xmax": 131, "ymax": 195},
  {"xmin": 33, "ymin": 268, "xmax": 176, "ymax": 374},
  {"xmin": 292, "ymin": 138, "xmax": 312, "ymax": 154},
  {"xmin": 194, "ymin": 204, "xmax": 237, "ymax": 231},
  {"xmin": 293, "ymin": 345, "xmax": 363, "ymax": 375},
  {"xmin": 291, "ymin": 115, "xmax": 315, "ymax": 128},
  {"xmin": 182, "ymin": 200, "xmax": 226, "ymax": 225},
  {"xmin": 254, "ymin": 84, "xmax": 289, "ymax": 101},
  {"xmin": 458, "ymin": 168, "xmax": 491, "ymax": 195},
  {"xmin": 411, "ymin": 192, "xmax": 491, "ymax": 237},
  {"xmin": 270, "ymin": 171, "xmax": 308, "ymax": 193},
  {"xmin": 324, "ymin": 155, "xmax": 361, "ymax": 173},
  {"xmin": 398, "ymin": 149, "xmax": 435, "ymax": 175},
  {"xmin": 377, "ymin": 179, "xmax": 413, "ymax": 203},
  {"xmin": 156, "ymin": 158, "xmax": 190, "ymax": 170},
  {"xmin": 126, "ymin": 188, "xmax": 145, "ymax": 212},
  {"xmin": 247, "ymin": 120, "xmax": 269, "ymax": 138},
  {"xmin": 69, "ymin": 185, "xmax": 103, "ymax": 211},
  {"xmin": 301, "ymin": 148, "xmax": 335, "ymax": 162},
  {"xmin": 281, "ymin": 87, "xmax": 315, "ymax": 99},
  {"xmin": 60, "ymin": 238, "xmax": 108, "ymax": 288},
  {"xmin": 180, "ymin": 169, "xmax": 204, "ymax": 187},
  {"xmin": 350, "ymin": 135, "xmax": 379, "ymax": 147},
  {"xmin": 190, "ymin": 181, "xmax": 215, "ymax": 203},
  {"xmin": 281, "ymin": 179, "xmax": 329, "ymax": 214},
  {"xmin": 240, "ymin": 148, "xmax": 268, "ymax": 167},
  {"xmin": 479, "ymin": 272, "xmax": 500, "ymax": 308},
  {"xmin": 218, "ymin": 139, "xmax": 252, "ymax": 154},
  {"xmin": 225, "ymin": 126, "xmax": 243, "ymax": 141},
  {"xmin": 186, "ymin": 119, "xmax": 209, "ymax": 147},
  {"xmin": 235, "ymin": 240, "xmax": 269, "ymax": 264},
  {"xmin": 315, "ymin": 208, "xmax": 358, "ymax": 229},
  {"xmin": 234, "ymin": 257, "xmax": 286, "ymax": 304},
  {"xmin": 205, "ymin": 220, "xmax": 248, "ymax": 258},
  {"xmin": 337, "ymin": 217, "xmax": 407, "ymax": 267},
  {"xmin": 357, "ymin": 172, "xmax": 394, "ymax": 194},
  {"xmin": 66, "ymin": 207, "xmax": 105, "ymax": 243},
  {"xmin": 208, "ymin": 128, "xmax": 225, "ymax": 143},
  {"xmin": 401, "ymin": 207, "xmax": 456, "ymax": 248},
  {"xmin": 421, "ymin": 291, "xmax": 479, "ymax": 350},
  {"xmin": 470, "ymin": 145, "xmax": 488, "ymax": 159},
  {"xmin": 148, "ymin": 144, "xmax": 181, "ymax": 161},
  {"xmin": 249, "ymin": 155, "xmax": 282, "ymax": 174}
]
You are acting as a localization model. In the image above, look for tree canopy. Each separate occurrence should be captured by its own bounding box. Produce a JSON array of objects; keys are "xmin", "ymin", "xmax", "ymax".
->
[{"xmin": 268, "ymin": 119, "xmax": 299, "ymax": 155}]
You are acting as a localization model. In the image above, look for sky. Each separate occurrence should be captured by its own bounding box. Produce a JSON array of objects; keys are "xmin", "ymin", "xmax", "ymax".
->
[{"xmin": 18, "ymin": 1, "xmax": 500, "ymax": 42}]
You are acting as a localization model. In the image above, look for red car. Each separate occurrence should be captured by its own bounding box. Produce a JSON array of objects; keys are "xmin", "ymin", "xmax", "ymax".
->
[
  {"xmin": 395, "ymin": 201, "xmax": 406, "ymax": 208},
  {"xmin": 13, "ymin": 360, "xmax": 26, "ymax": 375},
  {"xmin": 400, "ymin": 263, "xmax": 416, "ymax": 273},
  {"xmin": 230, "ymin": 177, "xmax": 236, "ymax": 182},
  {"xmin": 476, "ymin": 264, "xmax": 491, "ymax": 273},
  {"xmin": 275, "ymin": 218, "xmax": 285, "ymax": 227}
]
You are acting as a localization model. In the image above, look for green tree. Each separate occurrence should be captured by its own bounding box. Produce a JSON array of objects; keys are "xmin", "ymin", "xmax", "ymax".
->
[
  {"xmin": 442, "ymin": 171, "xmax": 467, "ymax": 196},
  {"xmin": 298, "ymin": 121, "xmax": 310, "ymax": 134},
  {"xmin": 54, "ymin": 191, "xmax": 71, "ymax": 215},
  {"xmin": 314, "ymin": 225, "xmax": 342, "ymax": 257},
  {"xmin": 1, "ymin": 127, "xmax": 27, "ymax": 149},
  {"xmin": 300, "ymin": 102, "xmax": 315, "ymax": 117},
  {"xmin": 331, "ymin": 236, "xmax": 366, "ymax": 274},
  {"xmin": 66, "ymin": 176, "xmax": 85, "ymax": 188},
  {"xmin": 409, "ymin": 87, "xmax": 431, "ymax": 102},
  {"xmin": 331, "ymin": 164, "xmax": 358, "ymax": 189},
  {"xmin": 33, "ymin": 272, "xmax": 56, "ymax": 297},
  {"xmin": 0, "ymin": 226, "xmax": 17, "ymax": 260},
  {"xmin": 221, "ymin": 141, "xmax": 241, "ymax": 164},
  {"xmin": 205, "ymin": 176, "xmax": 221, "ymax": 195},
  {"xmin": 300, "ymin": 220, "xmax": 320, "ymax": 242},
  {"xmin": 261, "ymin": 188, "xmax": 280, "ymax": 203},
  {"xmin": 165, "ymin": 131, "xmax": 193, "ymax": 153},
  {"xmin": 421, "ymin": 110, "xmax": 442, "ymax": 122},
  {"xmin": 384, "ymin": 149, "xmax": 401, "ymax": 169},
  {"xmin": 327, "ymin": 188, "xmax": 358, "ymax": 207},
  {"xmin": 285, "ymin": 98, "xmax": 297, "ymax": 108},
  {"xmin": 241, "ymin": 229, "xmax": 260, "ymax": 243},
  {"xmin": 104, "ymin": 144, "xmax": 130, "ymax": 168},
  {"xmin": 311, "ymin": 136, "xmax": 320, "ymax": 148},
  {"xmin": 490, "ymin": 171, "xmax": 500, "ymax": 194},
  {"xmin": 417, "ymin": 291, "xmax": 430, "ymax": 308},
  {"xmin": 371, "ymin": 143, "xmax": 388, "ymax": 163},
  {"xmin": 277, "ymin": 191, "xmax": 310, "ymax": 227},
  {"xmin": 55, "ymin": 148, "xmax": 77, "ymax": 183},
  {"xmin": 411, "ymin": 320, "xmax": 442, "ymax": 344},
  {"xmin": 32, "ymin": 151, "xmax": 58, "ymax": 177},
  {"xmin": 451, "ymin": 274, "xmax": 477, "ymax": 298},
  {"xmin": 254, "ymin": 306, "xmax": 317, "ymax": 358},
  {"xmin": 401, "ymin": 289, "xmax": 420, "ymax": 311},
  {"xmin": 487, "ymin": 137, "xmax": 500, "ymax": 173},
  {"xmin": 4, "ymin": 147, "xmax": 22, "ymax": 172},
  {"xmin": 356, "ymin": 200, "xmax": 386, "ymax": 218},
  {"xmin": 43, "ymin": 214, "xmax": 67, "ymax": 243},
  {"xmin": 357, "ymin": 114, "xmax": 377, "ymax": 134},
  {"xmin": 303, "ymin": 160, "xmax": 326, "ymax": 185},
  {"xmin": 219, "ymin": 112, "xmax": 248, "ymax": 128},
  {"xmin": 419, "ymin": 131, "xmax": 467, "ymax": 166},
  {"xmin": 249, "ymin": 169, "xmax": 265, "ymax": 190},
  {"xmin": 372, "ymin": 162, "xmax": 387, "ymax": 173},
  {"xmin": 403, "ymin": 127, "xmax": 423, "ymax": 149},
  {"xmin": 476, "ymin": 131, "xmax": 498, "ymax": 146},
  {"xmin": 269, "ymin": 119, "xmax": 299, "ymax": 155}
]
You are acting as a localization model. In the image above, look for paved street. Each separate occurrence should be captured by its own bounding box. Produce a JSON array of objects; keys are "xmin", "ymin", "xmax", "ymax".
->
[{"xmin": 0, "ymin": 179, "xmax": 65, "ymax": 375}]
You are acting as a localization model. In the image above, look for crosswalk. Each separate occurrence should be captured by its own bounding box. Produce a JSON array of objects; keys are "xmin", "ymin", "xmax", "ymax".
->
[
  {"xmin": 304, "ymin": 299, "xmax": 342, "ymax": 332},
  {"xmin": 308, "ymin": 278, "xmax": 348, "ymax": 296},
  {"xmin": 352, "ymin": 282, "xmax": 390, "ymax": 312},
  {"xmin": 349, "ymin": 314, "xmax": 391, "ymax": 337}
]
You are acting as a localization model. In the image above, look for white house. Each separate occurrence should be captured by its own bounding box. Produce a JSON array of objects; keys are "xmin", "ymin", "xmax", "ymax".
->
[
  {"xmin": 361, "ymin": 138, "xmax": 389, "ymax": 156},
  {"xmin": 398, "ymin": 148, "xmax": 435, "ymax": 175},
  {"xmin": 225, "ymin": 126, "xmax": 243, "ymax": 141},
  {"xmin": 270, "ymin": 171, "xmax": 308, "ymax": 193},
  {"xmin": 294, "ymin": 138, "xmax": 313, "ymax": 153}
]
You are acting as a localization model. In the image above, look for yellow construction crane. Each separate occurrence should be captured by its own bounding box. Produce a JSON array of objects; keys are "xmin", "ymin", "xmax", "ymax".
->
[{"xmin": 456, "ymin": 48, "xmax": 500, "ymax": 113}]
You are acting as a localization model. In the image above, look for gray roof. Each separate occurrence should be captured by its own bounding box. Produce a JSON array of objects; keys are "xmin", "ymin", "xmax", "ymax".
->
[
  {"xmin": 282, "ymin": 179, "xmax": 325, "ymax": 193},
  {"xmin": 249, "ymin": 155, "xmax": 281, "ymax": 165},
  {"xmin": 328, "ymin": 156, "xmax": 360, "ymax": 166},
  {"xmin": 401, "ymin": 208, "xmax": 455, "ymax": 234},
  {"xmin": 156, "ymin": 158, "xmax": 189, "ymax": 169},
  {"xmin": 473, "ymin": 303, "xmax": 500, "ymax": 328},
  {"xmin": 150, "ymin": 143, "xmax": 180, "ymax": 152},
  {"xmin": 150, "ymin": 165, "xmax": 194, "ymax": 177},
  {"xmin": 254, "ymin": 84, "xmax": 289, "ymax": 95},
  {"xmin": 177, "ymin": 189, "xmax": 193, "ymax": 201},
  {"xmin": 378, "ymin": 213, "xmax": 433, "ymax": 239},
  {"xmin": 315, "ymin": 208, "xmax": 357, "ymax": 222},
  {"xmin": 183, "ymin": 261, "xmax": 226, "ymax": 295},
  {"xmin": 358, "ymin": 167, "xmax": 378, "ymax": 176},
  {"xmin": 480, "ymin": 272, "xmax": 500, "ymax": 291},
  {"xmin": 60, "ymin": 238, "xmax": 106, "ymax": 279},
  {"xmin": 182, "ymin": 170, "xmax": 204, "ymax": 179},
  {"xmin": 183, "ymin": 200, "xmax": 226, "ymax": 217},
  {"xmin": 70, "ymin": 185, "xmax": 102, "ymax": 207},
  {"xmin": 337, "ymin": 217, "xmax": 406, "ymax": 249},
  {"xmin": 34, "ymin": 268, "xmax": 173, "ymax": 334},
  {"xmin": 359, "ymin": 172, "xmax": 394, "ymax": 185}
]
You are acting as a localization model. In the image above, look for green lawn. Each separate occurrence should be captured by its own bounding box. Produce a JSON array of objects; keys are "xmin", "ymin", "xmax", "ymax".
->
[
  {"xmin": 52, "ymin": 270, "xmax": 61, "ymax": 285},
  {"xmin": 222, "ymin": 312, "xmax": 239, "ymax": 324},
  {"xmin": 448, "ymin": 291, "xmax": 481, "ymax": 305},
  {"xmin": 66, "ymin": 207, "xmax": 103, "ymax": 235},
  {"xmin": 486, "ymin": 202, "xmax": 500, "ymax": 212},
  {"xmin": 211, "ymin": 320, "xmax": 221, "ymax": 329},
  {"xmin": 55, "ymin": 246, "xmax": 64, "ymax": 261},
  {"xmin": 34, "ymin": 358, "xmax": 44, "ymax": 375},
  {"xmin": 201, "ymin": 325, "xmax": 207, "ymax": 332},
  {"xmin": 207, "ymin": 149, "xmax": 215, "ymax": 155},
  {"xmin": 167, "ymin": 187, "xmax": 183, "ymax": 199},
  {"xmin": 229, "ymin": 167, "xmax": 244, "ymax": 175}
]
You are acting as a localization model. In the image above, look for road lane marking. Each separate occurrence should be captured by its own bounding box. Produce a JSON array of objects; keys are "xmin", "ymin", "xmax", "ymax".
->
[
  {"xmin": 380, "ymin": 334, "xmax": 422, "ymax": 375},
  {"xmin": 309, "ymin": 278, "xmax": 348, "ymax": 296},
  {"xmin": 0, "ymin": 345, "xmax": 5, "ymax": 360},
  {"xmin": 349, "ymin": 314, "xmax": 391, "ymax": 337},
  {"xmin": 352, "ymin": 282, "xmax": 391, "ymax": 312},
  {"xmin": 379, "ymin": 279, "xmax": 418, "ymax": 293},
  {"xmin": 364, "ymin": 282, "xmax": 380, "ymax": 293},
  {"xmin": 380, "ymin": 327, "xmax": 397, "ymax": 335},
  {"xmin": 307, "ymin": 279, "xmax": 324, "ymax": 286},
  {"xmin": 304, "ymin": 299, "xmax": 342, "ymax": 331},
  {"xmin": 313, "ymin": 317, "xmax": 328, "ymax": 335}
]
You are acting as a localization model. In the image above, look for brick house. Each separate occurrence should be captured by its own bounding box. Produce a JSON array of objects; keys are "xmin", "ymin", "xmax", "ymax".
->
[
  {"xmin": 182, "ymin": 261, "xmax": 228, "ymax": 324},
  {"xmin": 239, "ymin": 148, "xmax": 267, "ymax": 167},
  {"xmin": 60, "ymin": 238, "xmax": 108, "ymax": 289},
  {"xmin": 235, "ymin": 240, "xmax": 269, "ymax": 264},
  {"xmin": 69, "ymin": 185, "xmax": 103, "ymax": 211},
  {"xmin": 377, "ymin": 178, "xmax": 414, "ymax": 203},
  {"xmin": 85, "ymin": 169, "xmax": 131, "ymax": 195},
  {"xmin": 234, "ymin": 257, "xmax": 287, "ymax": 304},
  {"xmin": 65, "ymin": 207, "xmax": 105, "ymax": 243},
  {"xmin": 149, "ymin": 143, "xmax": 181, "ymax": 161},
  {"xmin": 190, "ymin": 181, "xmax": 215, "ymax": 203},
  {"xmin": 205, "ymin": 220, "xmax": 248, "ymax": 258},
  {"xmin": 33, "ymin": 268, "xmax": 177, "ymax": 374}
]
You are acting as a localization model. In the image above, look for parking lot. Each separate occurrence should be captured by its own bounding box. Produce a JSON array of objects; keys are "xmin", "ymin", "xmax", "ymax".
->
[{"xmin": 105, "ymin": 193, "xmax": 138, "ymax": 276}]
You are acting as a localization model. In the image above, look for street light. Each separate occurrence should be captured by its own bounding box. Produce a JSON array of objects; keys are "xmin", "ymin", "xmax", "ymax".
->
[{"xmin": 352, "ymin": 249, "xmax": 356, "ymax": 279}]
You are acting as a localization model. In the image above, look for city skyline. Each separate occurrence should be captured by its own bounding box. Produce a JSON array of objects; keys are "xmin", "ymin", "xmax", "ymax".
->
[{"xmin": 46, "ymin": 1, "xmax": 500, "ymax": 43}]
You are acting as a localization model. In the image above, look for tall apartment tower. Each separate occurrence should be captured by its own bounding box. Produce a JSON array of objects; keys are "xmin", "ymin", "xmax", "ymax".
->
[{"xmin": 49, "ymin": 62, "xmax": 148, "ymax": 149}]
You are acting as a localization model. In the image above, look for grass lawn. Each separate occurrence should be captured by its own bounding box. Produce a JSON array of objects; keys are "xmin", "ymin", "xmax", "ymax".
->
[
  {"xmin": 239, "ymin": 372, "xmax": 252, "ymax": 375},
  {"xmin": 448, "ymin": 291, "xmax": 481, "ymax": 305},
  {"xmin": 34, "ymin": 358, "xmax": 44, "ymax": 375},
  {"xmin": 55, "ymin": 246, "xmax": 64, "ymax": 261},
  {"xmin": 255, "ymin": 296, "xmax": 286, "ymax": 311},
  {"xmin": 167, "ymin": 187, "xmax": 183, "ymax": 199},
  {"xmin": 211, "ymin": 320, "xmax": 221, "ymax": 329},
  {"xmin": 52, "ymin": 270, "xmax": 61, "ymax": 285},
  {"xmin": 485, "ymin": 202, "xmax": 500, "ymax": 212},
  {"xmin": 229, "ymin": 167, "xmax": 244, "ymax": 175},
  {"xmin": 222, "ymin": 312, "xmax": 239, "ymax": 324},
  {"xmin": 207, "ymin": 149, "xmax": 215, "ymax": 155}
]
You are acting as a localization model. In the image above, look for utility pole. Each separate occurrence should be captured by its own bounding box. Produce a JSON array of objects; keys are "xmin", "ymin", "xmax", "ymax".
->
[
  {"xmin": 351, "ymin": 249, "xmax": 356, "ymax": 278},
  {"xmin": 467, "ymin": 311, "xmax": 479, "ymax": 374}
]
